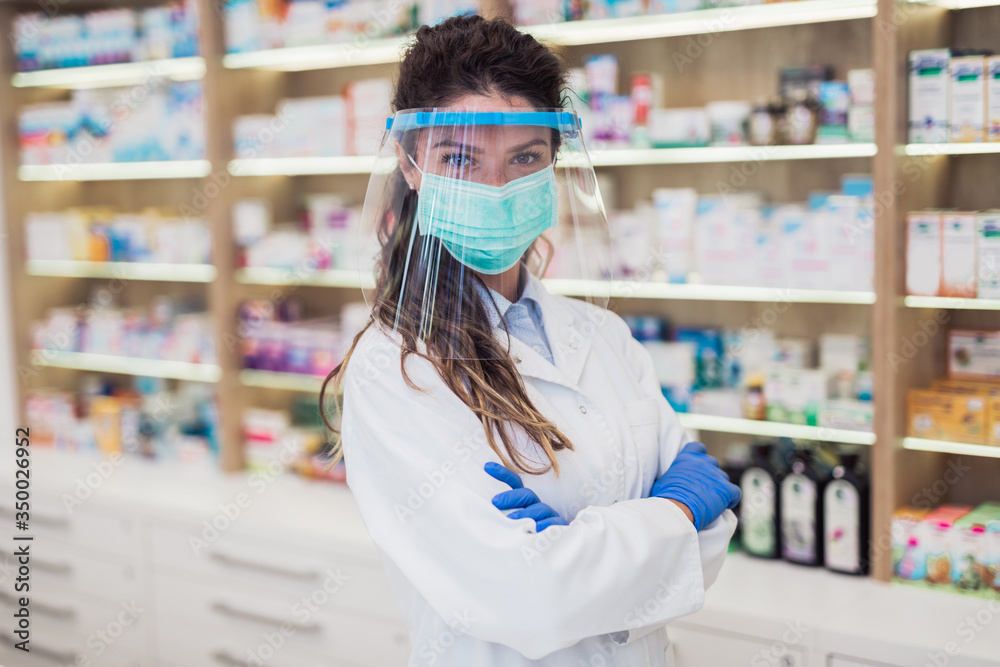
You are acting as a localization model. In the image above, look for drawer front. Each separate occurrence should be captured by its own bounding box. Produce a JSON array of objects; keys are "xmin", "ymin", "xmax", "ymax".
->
[
  {"xmin": 0, "ymin": 588, "xmax": 147, "ymax": 646},
  {"xmin": 149, "ymin": 522, "xmax": 398, "ymax": 617},
  {"xmin": 672, "ymin": 625, "xmax": 806, "ymax": 667},
  {"xmin": 156, "ymin": 616, "xmax": 347, "ymax": 667},
  {"xmin": 0, "ymin": 594, "xmax": 144, "ymax": 667},
  {"xmin": 0, "ymin": 542, "xmax": 139, "ymax": 602},
  {"xmin": 153, "ymin": 572, "xmax": 409, "ymax": 667},
  {"xmin": 0, "ymin": 498, "xmax": 138, "ymax": 557}
]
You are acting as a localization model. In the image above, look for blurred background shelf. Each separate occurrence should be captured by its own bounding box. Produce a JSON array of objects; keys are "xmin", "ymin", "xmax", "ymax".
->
[
  {"xmin": 903, "ymin": 143, "xmax": 1000, "ymax": 156},
  {"xmin": 544, "ymin": 279, "xmax": 876, "ymax": 304},
  {"xmin": 902, "ymin": 437, "xmax": 1000, "ymax": 459},
  {"xmin": 30, "ymin": 350, "xmax": 222, "ymax": 383},
  {"xmin": 227, "ymin": 144, "xmax": 878, "ymax": 177},
  {"xmin": 240, "ymin": 369, "xmax": 326, "ymax": 392},
  {"xmin": 26, "ymin": 260, "xmax": 216, "ymax": 282},
  {"xmin": 222, "ymin": 35, "xmax": 410, "ymax": 71},
  {"xmin": 525, "ymin": 0, "xmax": 878, "ymax": 46},
  {"xmin": 11, "ymin": 56, "xmax": 206, "ymax": 89},
  {"xmin": 18, "ymin": 160, "xmax": 213, "ymax": 181},
  {"xmin": 903, "ymin": 295, "xmax": 1000, "ymax": 309},
  {"xmin": 235, "ymin": 267, "xmax": 374, "ymax": 288},
  {"xmin": 677, "ymin": 413, "xmax": 876, "ymax": 445}
]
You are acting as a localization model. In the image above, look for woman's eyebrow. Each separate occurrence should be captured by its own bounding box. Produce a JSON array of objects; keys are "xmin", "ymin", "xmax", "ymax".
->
[
  {"xmin": 431, "ymin": 139, "xmax": 481, "ymax": 151},
  {"xmin": 507, "ymin": 139, "xmax": 548, "ymax": 153}
]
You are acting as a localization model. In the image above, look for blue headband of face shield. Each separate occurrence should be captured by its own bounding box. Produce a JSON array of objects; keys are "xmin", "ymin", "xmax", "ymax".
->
[{"xmin": 385, "ymin": 110, "xmax": 582, "ymax": 133}]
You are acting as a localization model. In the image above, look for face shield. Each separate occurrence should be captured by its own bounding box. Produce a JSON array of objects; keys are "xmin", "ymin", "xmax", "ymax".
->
[{"xmin": 355, "ymin": 107, "xmax": 612, "ymax": 361}]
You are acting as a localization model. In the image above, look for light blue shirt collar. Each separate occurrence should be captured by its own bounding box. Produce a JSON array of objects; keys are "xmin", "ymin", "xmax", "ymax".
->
[{"xmin": 473, "ymin": 263, "xmax": 543, "ymax": 327}]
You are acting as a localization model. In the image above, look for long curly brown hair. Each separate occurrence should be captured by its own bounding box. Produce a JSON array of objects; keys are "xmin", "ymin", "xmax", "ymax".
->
[{"xmin": 319, "ymin": 14, "xmax": 577, "ymax": 476}]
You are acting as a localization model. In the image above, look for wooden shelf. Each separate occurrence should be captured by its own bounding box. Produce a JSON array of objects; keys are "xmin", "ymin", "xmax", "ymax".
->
[
  {"xmin": 903, "ymin": 437, "xmax": 1000, "ymax": 459},
  {"xmin": 19, "ymin": 160, "xmax": 212, "ymax": 182},
  {"xmin": 527, "ymin": 0, "xmax": 877, "ymax": 45},
  {"xmin": 222, "ymin": 0, "xmax": 875, "ymax": 72},
  {"xmin": 678, "ymin": 413, "xmax": 876, "ymax": 445},
  {"xmin": 26, "ymin": 260, "xmax": 216, "ymax": 282},
  {"xmin": 903, "ymin": 295, "xmax": 1000, "ymax": 309},
  {"xmin": 30, "ymin": 350, "xmax": 221, "ymax": 383},
  {"xmin": 235, "ymin": 267, "xmax": 374, "ymax": 289},
  {"xmin": 228, "ymin": 144, "xmax": 876, "ymax": 176},
  {"xmin": 546, "ymin": 279, "xmax": 876, "ymax": 304},
  {"xmin": 11, "ymin": 57, "xmax": 205, "ymax": 89},
  {"xmin": 903, "ymin": 143, "xmax": 1000, "ymax": 156}
]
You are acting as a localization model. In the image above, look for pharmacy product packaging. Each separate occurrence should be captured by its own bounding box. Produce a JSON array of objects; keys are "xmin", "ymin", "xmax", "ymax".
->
[
  {"xmin": 989, "ymin": 56, "xmax": 1000, "ymax": 142},
  {"xmin": 949, "ymin": 55, "xmax": 987, "ymax": 143},
  {"xmin": 848, "ymin": 68, "xmax": 876, "ymax": 106},
  {"xmin": 907, "ymin": 388, "xmax": 987, "ymax": 444},
  {"xmin": 652, "ymin": 188, "xmax": 697, "ymax": 282},
  {"xmin": 906, "ymin": 211, "xmax": 942, "ymax": 296},
  {"xmin": 976, "ymin": 211, "xmax": 1000, "ymax": 299},
  {"xmin": 909, "ymin": 49, "xmax": 951, "ymax": 144},
  {"xmin": 344, "ymin": 78, "xmax": 393, "ymax": 156},
  {"xmin": 643, "ymin": 341, "xmax": 696, "ymax": 413},
  {"xmin": 941, "ymin": 212, "xmax": 978, "ymax": 297},
  {"xmin": 948, "ymin": 329, "xmax": 1000, "ymax": 380},
  {"xmin": 647, "ymin": 108, "xmax": 710, "ymax": 147},
  {"xmin": 893, "ymin": 507, "xmax": 931, "ymax": 581}
]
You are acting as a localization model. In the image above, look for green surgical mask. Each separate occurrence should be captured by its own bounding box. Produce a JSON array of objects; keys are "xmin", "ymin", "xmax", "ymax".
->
[{"xmin": 409, "ymin": 154, "xmax": 558, "ymax": 275}]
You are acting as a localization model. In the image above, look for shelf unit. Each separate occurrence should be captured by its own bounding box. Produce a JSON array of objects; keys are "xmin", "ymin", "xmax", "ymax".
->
[
  {"xmin": 29, "ymin": 350, "xmax": 222, "ymax": 383},
  {"xmin": 2, "ymin": 0, "xmax": 998, "ymax": 589},
  {"xmin": 25, "ymin": 260, "xmax": 217, "ymax": 282}
]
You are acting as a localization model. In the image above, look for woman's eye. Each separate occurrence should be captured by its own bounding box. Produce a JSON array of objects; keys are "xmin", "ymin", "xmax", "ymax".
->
[
  {"xmin": 443, "ymin": 153, "xmax": 473, "ymax": 167},
  {"xmin": 512, "ymin": 151, "xmax": 542, "ymax": 165}
]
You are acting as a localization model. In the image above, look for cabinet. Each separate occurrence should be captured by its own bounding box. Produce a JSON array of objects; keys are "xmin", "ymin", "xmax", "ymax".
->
[{"xmin": 672, "ymin": 625, "xmax": 806, "ymax": 667}]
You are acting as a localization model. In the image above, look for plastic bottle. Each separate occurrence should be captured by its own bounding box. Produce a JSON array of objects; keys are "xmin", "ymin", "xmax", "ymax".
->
[
  {"xmin": 739, "ymin": 442, "xmax": 783, "ymax": 559},
  {"xmin": 781, "ymin": 448, "xmax": 827, "ymax": 566},
  {"xmin": 722, "ymin": 443, "xmax": 750, "ymax": 553},
  {"xmin": 824, "ymin": 449, "xmax": 871, "ymax": 575}
]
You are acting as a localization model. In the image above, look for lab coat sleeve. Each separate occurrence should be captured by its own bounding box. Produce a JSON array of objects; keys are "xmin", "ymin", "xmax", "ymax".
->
[
  {"xmin": 607, "ymin": 319, "xmax": 739, "ymax": 647},
  {"xmin": 340, "ymin": 330, "xmax": 711, "ymax": 660}
]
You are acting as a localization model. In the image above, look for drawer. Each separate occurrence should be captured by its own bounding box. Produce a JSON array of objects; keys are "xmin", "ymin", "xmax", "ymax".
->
[
  {"xmin": 0, "ymin": 542, "xmax": 139, "ymax": 602},
  {"xmin": 155, "ymin": 616, "xmax": 346, "ymax": 667},
  {"xmin": 0, "ymin": 586, "xmax": 147, "ymax": 649},
  {"xmin": 0, "ymin": 598, "xmax": 144, "ymax": 667},
  {"xmin": 671, "ymin": 624, "xmax": 806, "ymax": 667},
  {"xmin": 0, "ymin": 498, "xmax": 138, "ymax": 557},
  {"xmin": 153, "ymin": 572, "xmax": 409, "ymax": 667},
  {"xmin": 149, "ymin": 523, "xmax": 397, "ymax": 617}
]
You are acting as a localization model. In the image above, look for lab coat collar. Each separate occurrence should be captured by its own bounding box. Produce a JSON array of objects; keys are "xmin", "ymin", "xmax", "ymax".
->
[{"xmin": 492, "ymin": 269, "xmax": 594, "ymax": 391}]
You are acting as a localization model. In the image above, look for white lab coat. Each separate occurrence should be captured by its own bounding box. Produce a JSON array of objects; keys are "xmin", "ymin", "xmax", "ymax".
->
[{"xmin": 341, "ymin": 273, "xmax": 738, "ymax": 667}]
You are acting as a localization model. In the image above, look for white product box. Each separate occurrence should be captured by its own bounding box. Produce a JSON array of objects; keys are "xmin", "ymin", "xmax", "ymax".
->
[
  {"xmin": 694, "ymin": 195, "xmax": 759, "ymax": 286},
  {"xmin": 848, "ymin": 105, "xmax": 875, "ymax": 143},
  {"xmin": 909, "ymin": 49, "xmax": 950, "ymax": 144},
  {"xmin": 988, "ymin": 56, "xmax": 1000, "ymax": 142},
  {"xmin": 848, "ymin": 68, "xmax": 875, "ymax": 106},
  {"xmin": 755, "ymin": 208, "xmax": 785, "ymax": 288},
  {"xmin": 976, "ymin": 211, "xmax": 1000, "ymax": 299},
  {"xmin": 822, "ymin": 194, "xmax": 865, "ymax": 291},
  {"xmin": 652, "ymin": 188, "xmax": 697, "ymax": 282},
  {"xmin": 647, "ymin": 108, "xmax": 710, "ymax": 147},
  {"xmin": 345, "ymin": 78, "xmax": 393, "ymax": 156},
  {"xmin": 941, "ymin": 212, "xmax": 978, "ymax": 297},
  {"xmin": 906, "ymin": 211, "xmax": 943, "ymax": 296},
  {"xmin": 820, "ymin": 334, "xmax": 868, "ymax": 373},
  {"xmin": 949, "ymin": 56, "xmax": 986, "ymax": 143}
]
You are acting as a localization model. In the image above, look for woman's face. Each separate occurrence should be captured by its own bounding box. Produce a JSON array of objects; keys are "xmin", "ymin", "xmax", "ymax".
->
[{"xmin": 397, "ymin": 93, "xmax": 554, "ymax": 190}]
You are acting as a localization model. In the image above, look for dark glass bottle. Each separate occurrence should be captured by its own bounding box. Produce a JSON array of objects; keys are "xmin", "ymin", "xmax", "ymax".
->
[
  {"xmin": 781, "ymin": 448, "xmax": 827, "ymax": 566},
  {"xmin": 823, "ymin": 450, "xmax": 871, "ymax": 575},
  {"xmin": 739, "ymin": 442, "xmax": 783, "ymax": 559}
]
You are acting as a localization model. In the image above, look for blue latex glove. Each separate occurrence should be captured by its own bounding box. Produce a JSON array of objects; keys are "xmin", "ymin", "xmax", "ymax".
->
[
  {"xmin": 650, "ymin": 442, "xmax": 741, "ymax": 532},
  {"xmin": 484, "ymin": 462, "xmax": 569, "ymax": 532}
]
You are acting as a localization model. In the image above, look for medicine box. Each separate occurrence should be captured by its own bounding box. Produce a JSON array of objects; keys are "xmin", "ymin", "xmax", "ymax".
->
[
  {"xmin": 949, "ymin": 56, "xmax": 987, "ymax": 143},
  {"xmin": 989, "ymin": 56, "xmax": 1000, "ymax": 142},
  {"xmin": 948, "ymin": 329, "xmax": 1000, "ymax": 380},
  {"xmin": 976, "ymin": 211, "xmax": 1000, "ymax": 299},
  {"xmin": 907, "ymin": 389, "xmax": 987, "ymax": 444},
  {"xmin": 941, "ymin": 212, "xmax": 977, "ymax": 298},
  {"xmin": 909, "ymin": 49, "xmax": 951, "ymax": 144},
  {"xmin": 906, "ymin": 211, "xmax": 942, "ymax": 296}
]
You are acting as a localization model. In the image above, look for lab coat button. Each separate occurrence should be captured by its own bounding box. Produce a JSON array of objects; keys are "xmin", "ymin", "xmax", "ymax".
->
[{"xmin": 579, "ymin": 405, "xmax": 587, "ymax": 414}]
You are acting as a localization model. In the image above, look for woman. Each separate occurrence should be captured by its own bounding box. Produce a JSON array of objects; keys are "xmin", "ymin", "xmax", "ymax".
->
[{"xmin": 321, "ymin": 14, "xmax": 740, "ymax": 666}]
